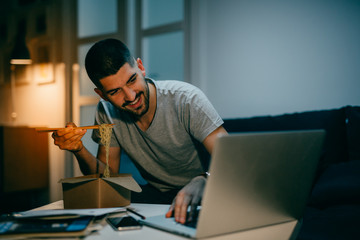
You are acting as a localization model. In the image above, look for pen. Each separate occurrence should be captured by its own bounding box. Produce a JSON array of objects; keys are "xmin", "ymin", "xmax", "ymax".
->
[{"xmin": 126, "ymin": 207, "xmax": 146, "ymax": 220}]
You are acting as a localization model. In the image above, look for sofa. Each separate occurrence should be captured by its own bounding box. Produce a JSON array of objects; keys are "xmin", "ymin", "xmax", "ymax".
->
[{"xmin": 222, "ymin": 105, "xmax": 360, "ymax": 240}]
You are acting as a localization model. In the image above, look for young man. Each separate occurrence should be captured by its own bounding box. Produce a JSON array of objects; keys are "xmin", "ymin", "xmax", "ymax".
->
[{"xmin": 52, "ymin": 38, "xmax": 227, "ymax": 224}]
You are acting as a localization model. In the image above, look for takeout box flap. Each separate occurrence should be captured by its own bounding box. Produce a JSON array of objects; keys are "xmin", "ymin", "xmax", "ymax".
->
[
  {"xmin": 103, "ymin": 174, "xmax": 142, "ymax": 193},
  {"xmin": 58, "ymin": 174, "xmax": 98, "ymax": 184},
  {"xmin": 59, "ymin": 174, "xmax": 142, "ymax": 192}
]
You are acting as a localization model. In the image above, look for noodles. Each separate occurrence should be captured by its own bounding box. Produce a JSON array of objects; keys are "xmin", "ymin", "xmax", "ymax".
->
[{"xmin": 99, "ymin": 123, "xmax": 114, "ymax": 178}]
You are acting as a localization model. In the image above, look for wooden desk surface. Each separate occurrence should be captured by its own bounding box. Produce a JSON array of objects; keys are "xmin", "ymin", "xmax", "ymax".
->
[{"xmin": 28, "ymin": 200, "xmax": 299, "ymax": 240}]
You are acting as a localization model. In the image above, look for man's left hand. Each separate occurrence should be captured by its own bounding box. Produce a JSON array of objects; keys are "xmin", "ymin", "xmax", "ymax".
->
[{"xmin": 165, "ymin": 175, "xmax": 206, "ymax": 224}]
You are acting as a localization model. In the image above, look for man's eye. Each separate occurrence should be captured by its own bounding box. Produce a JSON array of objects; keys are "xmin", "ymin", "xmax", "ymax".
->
[
  {"xmin": 128, "ymin": 74, "xmax": 137, "ymax": 84},
  {"xmin": 109, "ymin": 89, "xmax": 120, "ymax": 96}
]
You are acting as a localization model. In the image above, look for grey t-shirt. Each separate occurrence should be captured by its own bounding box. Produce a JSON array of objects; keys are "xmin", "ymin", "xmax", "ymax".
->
[{"xmin": 92, "ymin": 79, "xmax": 223, "ymax": 191}]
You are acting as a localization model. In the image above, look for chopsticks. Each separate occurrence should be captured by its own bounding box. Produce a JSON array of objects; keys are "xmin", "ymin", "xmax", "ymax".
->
[{"xmin": 35, "ymin": 124, "xmax": 115, "ymax": 132}]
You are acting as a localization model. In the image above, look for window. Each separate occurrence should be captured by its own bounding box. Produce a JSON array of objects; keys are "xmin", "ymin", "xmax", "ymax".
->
[
  {"xmin": 77, "ymin": 0, "xmax": 117, "ymax": 38},
  {"xmin": 139, "ymin": 0, "xmax": 188, "ymax": 82},
  {"xmin": 70, "ymin": 0, "xmax": 189, "ymax": 178},
  {"xmin": 72, "ymin": 0, "xmax": 123, "ymax": 176}
]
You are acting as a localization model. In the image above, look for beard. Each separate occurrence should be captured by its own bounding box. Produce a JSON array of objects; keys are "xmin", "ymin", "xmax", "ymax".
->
[{"xmin": 118, "ymin": 81, "xmax": 150, "ymax": 119}]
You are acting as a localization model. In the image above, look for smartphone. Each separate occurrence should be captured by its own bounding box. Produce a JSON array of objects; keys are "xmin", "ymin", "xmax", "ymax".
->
[{"xmin": 106, "ymin": 215, "xmax": 142, "ymax": 231}]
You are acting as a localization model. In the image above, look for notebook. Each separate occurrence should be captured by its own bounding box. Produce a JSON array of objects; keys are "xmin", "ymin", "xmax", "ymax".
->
[{"xmin": 140, "ymin": 130, "xmax": 325, "ymax": 239}]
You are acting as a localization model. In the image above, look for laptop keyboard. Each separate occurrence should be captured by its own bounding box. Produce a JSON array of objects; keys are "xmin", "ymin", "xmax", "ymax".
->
[
  {"xmin": 184, "ymin": 219, "xmax": 197, "ymax": 228},
  {"xmin": 183, "ymin": 209, "xmax": 200, "ymax": 229}
]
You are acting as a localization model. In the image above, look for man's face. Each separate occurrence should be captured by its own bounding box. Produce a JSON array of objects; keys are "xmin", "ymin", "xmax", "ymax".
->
[{"xmin": 95, "ymin": 60, "xmax": 150, "ymax": 118}]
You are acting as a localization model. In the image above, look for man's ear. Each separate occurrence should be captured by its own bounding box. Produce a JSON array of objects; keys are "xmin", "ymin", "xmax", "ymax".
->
[
  {"xmin": 136, "ymin": 58, "xmax": 146, "ymax": 76},
  {"xmin": 94, "ymin": 88, "xmax": 107, "ymax": 101}
]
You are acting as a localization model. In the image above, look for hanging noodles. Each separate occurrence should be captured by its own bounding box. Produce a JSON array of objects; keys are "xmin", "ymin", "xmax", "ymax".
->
[{"xmin": 99, "ymin": 123, "xmax": 114, "ymax": 178}]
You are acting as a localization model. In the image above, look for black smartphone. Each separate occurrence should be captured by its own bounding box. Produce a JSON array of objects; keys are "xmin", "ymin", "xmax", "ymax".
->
[{"xmin": 106, "ymin": 215, "xmax": 142, "ymax": 231}]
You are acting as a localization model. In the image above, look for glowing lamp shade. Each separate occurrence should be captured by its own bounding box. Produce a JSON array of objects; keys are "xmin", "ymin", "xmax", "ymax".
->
[
  {"xmin": 10, "ymin": 40, "xmax": 32, "ymax": 65},
  {"xmin": 10, "ymin": 20, "xmax": 32, "ymax": 65}
]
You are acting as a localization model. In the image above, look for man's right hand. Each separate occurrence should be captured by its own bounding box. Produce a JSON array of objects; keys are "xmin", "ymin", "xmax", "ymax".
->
[{"xmin": 51, "ymin": 122, "xmax": 87, "ymax": 153}]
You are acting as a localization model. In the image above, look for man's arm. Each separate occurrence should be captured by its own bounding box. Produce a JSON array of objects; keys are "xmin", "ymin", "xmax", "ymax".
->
[
  {"xmin": 52, "ymin": 122, "xmax": 121, "ymax": 175},
  {"xmin": 202, "ymin": 126, "xmax": 228, "ymax": 154},
  {"xmin": 166, "ymin": 126, "xmax": 228, "ymax": 224}
]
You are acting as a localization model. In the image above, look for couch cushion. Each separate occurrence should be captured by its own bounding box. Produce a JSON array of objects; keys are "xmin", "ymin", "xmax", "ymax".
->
[
  {"xmin": 346, "ymin": 106, "xmax": 360, "ymax": 161},
  {"xmin": 223, "ymin": 107, "xmax": 348, "ymax": 175},
  {"xmin": 309, "ymin": 160, "xmax": 360, "ymax": 209},
  {"xmin": 297, "ymin": 205, "xmax": 360, "ymax": 240}
]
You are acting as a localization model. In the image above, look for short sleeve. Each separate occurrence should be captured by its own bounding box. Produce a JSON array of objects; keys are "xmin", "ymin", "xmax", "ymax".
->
[{"xmin": 179, "ymin": 84, "xmax": 223, "ymax": 142}]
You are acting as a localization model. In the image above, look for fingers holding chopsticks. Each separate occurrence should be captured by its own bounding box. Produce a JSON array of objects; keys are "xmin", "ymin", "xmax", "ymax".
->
[
  {"xmin": 52, "ymin": 122, "xmax": 87, "ymax": 153},
  {"xmin": 36, "ymin": 123, "xmax": 114, "ymax": 132}
]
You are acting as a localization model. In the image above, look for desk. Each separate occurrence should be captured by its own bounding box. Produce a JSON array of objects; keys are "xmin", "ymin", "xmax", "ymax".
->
[{"xmin": 27, "ymin": 201, "xmax": 300, "ymax": 239}]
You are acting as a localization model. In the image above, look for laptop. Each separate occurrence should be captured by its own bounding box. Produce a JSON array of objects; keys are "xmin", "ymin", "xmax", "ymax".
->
[{"xmin": 140, "ymin": 130, "xmax": 325, "ymax": 239}]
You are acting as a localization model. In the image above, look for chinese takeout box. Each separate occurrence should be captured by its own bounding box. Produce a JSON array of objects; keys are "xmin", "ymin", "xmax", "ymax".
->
[{"xmin": 59, "ymin": 173, "xmax": 142, "ymax": 209}]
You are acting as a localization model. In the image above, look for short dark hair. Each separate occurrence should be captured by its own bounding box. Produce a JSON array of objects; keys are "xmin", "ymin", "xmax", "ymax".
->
[{"xmin": 85, "ymin": 38, "xmax": 135, "ymax": 88}]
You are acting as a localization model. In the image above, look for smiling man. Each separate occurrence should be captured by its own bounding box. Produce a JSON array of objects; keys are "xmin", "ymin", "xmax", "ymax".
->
[{"xmin": 52, "ymin": 38, "xmax": 227, "ymax": 224}]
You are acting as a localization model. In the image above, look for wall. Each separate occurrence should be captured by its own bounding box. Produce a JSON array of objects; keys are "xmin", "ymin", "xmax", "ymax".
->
[
  {"xmin": 191, "ymin": 0, "xmax": 360, "ymax": 118},
  {"xmin": 0, "ymin": 0, "xmax": 70, "ymax": 203},
  {"xmin": 0, "ymin": 64, "xmax": 66, "ymax": 202}
]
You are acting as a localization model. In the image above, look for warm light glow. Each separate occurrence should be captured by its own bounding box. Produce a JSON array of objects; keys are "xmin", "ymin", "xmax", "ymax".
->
[
  {"xmin": 10, "ymin": 59, "xmax": 32, "ymax": 65},
  {"xmin": 34, "ymin": 63, "xmax": 54, "ymax": 84}
]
